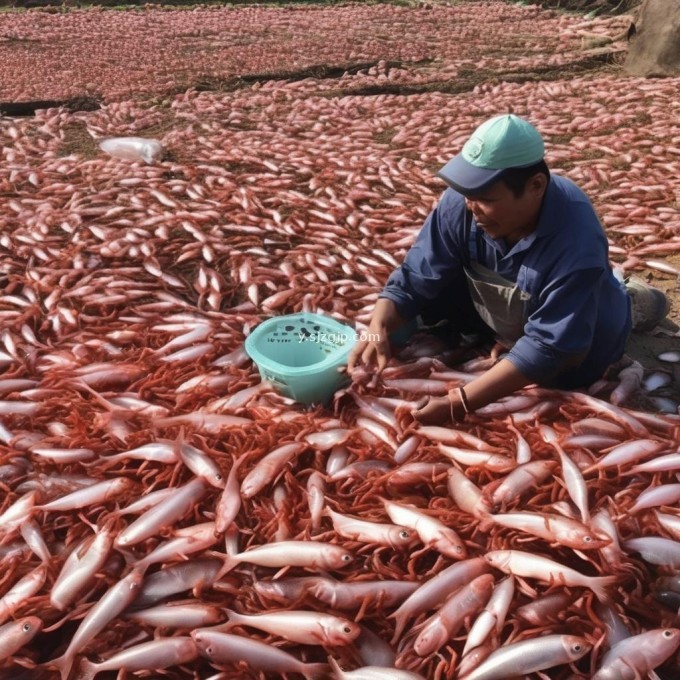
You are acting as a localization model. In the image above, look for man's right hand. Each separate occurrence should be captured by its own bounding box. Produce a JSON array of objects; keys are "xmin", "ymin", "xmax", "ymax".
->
[
  {"xmin": 346, "ymin": 298, "xmax": 408, "ymax": 376},
  {"xmin": 347, "ymin": 327, "xmax": 391, "ymax": 374}
]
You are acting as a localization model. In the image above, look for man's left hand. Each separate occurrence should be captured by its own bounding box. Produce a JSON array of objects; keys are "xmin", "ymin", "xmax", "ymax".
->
[{"xmin": 412, "ymin": 395, "xmax": 465, "ymax": 425}]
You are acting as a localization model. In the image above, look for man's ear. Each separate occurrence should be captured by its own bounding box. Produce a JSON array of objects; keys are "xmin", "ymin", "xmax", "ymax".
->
[{"xmin": 528, "ymin": 172, "xmax": 548, "ymax": 197}]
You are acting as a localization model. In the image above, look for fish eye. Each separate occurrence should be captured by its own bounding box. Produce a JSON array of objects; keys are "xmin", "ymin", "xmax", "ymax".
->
[
  {"xmin": 215, "ymin": 473, "xmax": 222, "ymax": 480},
  {"xmin": 343, "ymin": 626, "xmax": 352, "ymax": 633},
  {"xmin": 399, "ymin": 531, "xmax": 410, "ymax": 539},
  {"xmin": 573, "ymin": 644, "xmax": 582, "ymax": 652},
  {"xmin": 455, "ymin": 545, "xmax": 463, "ymax": 553},
  {"xmin": 22, "ymin": 623, "xmax": 31, "ymax": 632},
  {"xmin": 663, "ymin": 630, "xmax": 673, "ymax": 638},
  {"xmin": 342, "ymin": 554, "xmax": 352, "ymax": 562},
  {"xmin": 584, "ymin": 536, "xmax": 592, "ymax": 543},
  {"xmin": 206, "ymin": 646, "xmax": 213, "ymax": 654}
]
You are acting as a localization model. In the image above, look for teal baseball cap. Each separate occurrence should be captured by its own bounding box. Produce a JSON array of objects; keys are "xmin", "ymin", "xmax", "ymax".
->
[{"xmin": 438, "ymin": 114, "xmax": 545, "ymax": 194}]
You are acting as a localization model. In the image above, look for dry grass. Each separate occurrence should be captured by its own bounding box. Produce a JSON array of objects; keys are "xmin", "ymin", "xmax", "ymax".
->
[{"xmin": 58, "ymin": 123, "xmax": 99, "ymax": 159}]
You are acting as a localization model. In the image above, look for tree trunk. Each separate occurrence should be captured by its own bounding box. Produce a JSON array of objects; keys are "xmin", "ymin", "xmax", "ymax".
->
[{"xmin": 624, "ymin": 0, "xmax": 680, "ymax": 76}]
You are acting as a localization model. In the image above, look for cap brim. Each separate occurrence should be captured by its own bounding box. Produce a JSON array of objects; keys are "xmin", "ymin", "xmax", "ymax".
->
[{"xmin": 437, "ymin": 155, "xmax": 504, "ymax": 195}]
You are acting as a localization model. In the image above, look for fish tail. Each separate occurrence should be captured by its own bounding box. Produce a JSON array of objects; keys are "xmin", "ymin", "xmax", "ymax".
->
[
  {"xmin": 43, "ymin": 654, "xmax": 73, "ymax": 680},
  {"xmin": 208, "ymin": 618, "xmax": 235, "ymax": 633},
  {"xmin": 116, "ymin": 546, "xmax": 139, "ymax": 568},
  {"xmin": 327, "ymin": 657, "xmax": 343, "ymax": 677},
  {"xmin": 215, "ymin": 556, "xmax": 237, "ymax": 579},
  {"xmin": 591, "ymin": 574, "xmax": 618, "ymax": 602},
  {"xmin": 61, "ymin": 659, "xmax": 74, "ymax": 680},
  {"xmin": 477, "ymin": 516, "xmax": 495, "ymax": 533},
  {"xmin": 221, "ymin": 607, "xmax": 240, "ymax": 630},
  {"xmin": 73, "ymin": 658, "xmax": 97, "ymax": 680},
  {"xmin": 389, "ymin": 610, "xmax": 409, "ymax": 645},
  {"xmin": 304, "ymin": 662, "xmax": 331, "ymax": 679}
]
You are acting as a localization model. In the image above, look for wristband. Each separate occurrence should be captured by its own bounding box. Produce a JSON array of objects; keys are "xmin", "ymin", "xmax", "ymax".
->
[
  {"xmin": 458, "ymin": 387, "xmax": 472, "ymax": 415},
  {"xmin": 447, "ymin": 387, "xmax": 469, "ymax": 422}
]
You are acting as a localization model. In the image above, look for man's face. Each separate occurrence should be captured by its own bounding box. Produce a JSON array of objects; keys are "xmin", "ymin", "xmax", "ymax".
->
[{"xmin": 464, "ymin": 174, "xmax": 547, "ymax": 245}]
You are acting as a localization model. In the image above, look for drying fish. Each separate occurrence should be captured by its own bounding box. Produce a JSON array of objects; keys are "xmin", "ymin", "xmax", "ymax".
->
[
  {"xmin": 389, "ymin": 558, "xmax": 490, "ymax": 643},
  {"xmin": 193, "ymin": 630, "xmax": 328, "ymax": 678},
  {"xmin": 643, "ymin": 371, "xmax": 673, "ymax": 392},
  {"xmin": 487, "ymin": 512, "xmax": 610, "ymax": 550},
  {"xmin": 461, "ymin": 576, "xmax": 514, "ymax": 657},
  {"xmin": 0, "ymin": 617, "xmax": 43, "ymax": 662},
  {"xmin": 593, "ymin": 628, "xmax": 680, "ymax": 679},
  {"xmin": 648, "ymin": 396, "xmax": 679, "ymax": 413},
  {"xmin": 78, "ymin": 637, "xmax": 198, "ymax": 680},
  {"xmin": 0, "ymin": 6, "xmax": 679, "ymax": 679},
  {"xmin": 381, "ymin": 498, "xmax": 467, "ymax": 559},
  {"xmin": 114, "ymin": 478, "xmax": 208, "ymax": 548},
  {"xmin": 50, "ymin": 568, "xmax": 147, "ymax": 680},
  {"xmin": 447, "ymin": 466, "xmax": 492, "ymax": 518},
  {"xmin": 125, "ymin": 602, "xmax": 223, "ymax": 628},
  {"xmin": 413, "ymin": 574, "xmax": 494, "ymax": 656},
  {"xmin": 460, "ymin": 634, "xmax": 591, "ymax": 680},
  {"xmin": 658, "ymin": 351, "xmax": 680, "ymax": 363},
  {"xmin": 487, "ymin": 460, "xmax": 556, "ymax": 509},
  {"xmin": 219, "ymin": 541, "xmax": 354, "ymax": 574},
  {"xmin": 50, "ymin": 523, "xmax": 116, "ymax": 611},
  {"xmin": 329, "ymin": 658, "xmax": 426, "ymax": 679},
  {"xmin": 325, "ymin": 507, "xmax": 417, "ymax": 548},
  {"xmin": 624, "ymin": 536, "xmax": 680, "ymax": 568},
  {"xmin": 0, "ymin": 566, "xmax": 48, "ymax": 625},
  {"xmin": 216, "ymin": 608, "xmax": 361, "ymax": 646},
  {"xmin": 485, "ymin": 550, "xmax": 617, "ymax": 601}
]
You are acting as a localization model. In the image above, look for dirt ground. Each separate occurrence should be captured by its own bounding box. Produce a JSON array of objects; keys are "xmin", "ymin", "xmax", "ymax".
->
[
  {"xmin": 1, "ymin": 0, "xmax": 676, "ymax": 412},
  {"xmin": 495, "ymin": 0, "xmax": 680, "ymax": 407},
  {"xmin": 624, "ymin": 261, "xmax": 680, "ymax": 407},
  {"xmin": 461, "ymin": 0, "xmax": 680, "ymax": 410},
  {"xmin": 526, "ymin": 0, "xmax": 640, "ymax": 14}
]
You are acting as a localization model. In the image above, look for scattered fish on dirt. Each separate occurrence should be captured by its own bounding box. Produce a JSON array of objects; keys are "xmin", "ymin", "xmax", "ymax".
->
[{"xmin": 0, "ymin": 2, "xmax": 679, "ymax": 680}]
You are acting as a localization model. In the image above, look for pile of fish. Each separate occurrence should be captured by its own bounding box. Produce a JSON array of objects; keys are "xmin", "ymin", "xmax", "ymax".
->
[
  {"xmin": 0, "ymin": 3, "xmax": 629, "ymax": 101},
  {"xmin": 0, "ymin": 2, "xmax": 680, "ymax": 679},
  {"xmin": 2, "ymin": 321, "xmax": 680, "ymax": 679}
]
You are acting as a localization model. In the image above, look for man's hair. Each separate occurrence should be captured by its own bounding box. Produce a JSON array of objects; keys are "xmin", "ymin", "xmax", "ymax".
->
[{"xmin": 499, "ymin": 160, "xmax": 550, "ymax": 197}]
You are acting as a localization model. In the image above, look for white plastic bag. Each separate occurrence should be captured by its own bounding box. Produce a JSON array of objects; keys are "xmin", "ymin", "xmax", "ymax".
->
[{"xmin": 98, "ymin": 137, "xmax": 164, "ymax": 164}]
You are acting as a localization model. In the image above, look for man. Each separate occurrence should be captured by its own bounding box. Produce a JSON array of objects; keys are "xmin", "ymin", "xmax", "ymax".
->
[{"xmin": 347, "ymin": 114, "xmax": 669, "ymax": 425}]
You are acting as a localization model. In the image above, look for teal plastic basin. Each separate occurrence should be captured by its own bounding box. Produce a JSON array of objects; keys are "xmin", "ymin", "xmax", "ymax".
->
[{"xmin": 244, "ymin": 312, "xmax": 357, "ymax": 405}]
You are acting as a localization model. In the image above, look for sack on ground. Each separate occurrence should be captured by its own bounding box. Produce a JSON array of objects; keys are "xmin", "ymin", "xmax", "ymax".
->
[{"xmin": 98, "ymin": 137, "xmax": 164, "ymax": 163}]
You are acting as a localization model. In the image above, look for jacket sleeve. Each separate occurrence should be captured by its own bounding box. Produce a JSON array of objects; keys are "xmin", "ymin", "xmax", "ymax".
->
[
  {"xmin": 507, "ymin": 266, "xmax": 606, "ymax": 382},
  {"xmin": 379, "ymin": 189, "xmax": 466, "ymax": 318}
]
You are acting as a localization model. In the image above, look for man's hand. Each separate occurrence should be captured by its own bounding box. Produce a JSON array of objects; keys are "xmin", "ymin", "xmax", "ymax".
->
[
  {"xmin": 347, "ymin": 330, "xmax": 391, "ymax": 375},
  {"xmin": 412, "ymin": 359, "xmax": 534, "ymax": 427},
  {"xmin": 347, "ymin": 299, "xmax": 406, "ymax": 376},
  {"xmin": 412, "ymin": 394, "xmax": 466, "ymax": 425},
  {"xmin": 490, "ymin": 341, "xmax": 509, "ymax": 362},
  {"xmin": 412, "ymin": 396, "xmax": 452, "ymax": 425}
]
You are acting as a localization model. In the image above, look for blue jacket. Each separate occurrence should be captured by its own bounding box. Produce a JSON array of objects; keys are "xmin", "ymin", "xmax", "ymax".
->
[{"xmin": 380, "ymin": 175, "xmax": 631, "ymax": 388}]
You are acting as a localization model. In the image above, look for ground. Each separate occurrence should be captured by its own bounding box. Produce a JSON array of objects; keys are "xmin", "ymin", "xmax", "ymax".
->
[
  {"xmin": 625, "ymin": 267, "xmax": 680, "ymax": 408},
  {"xmin": 0, "ymin": 0, "xmax": 677, "ymax": 409}
]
